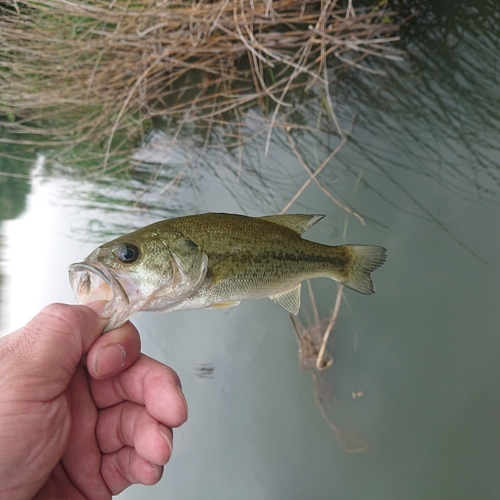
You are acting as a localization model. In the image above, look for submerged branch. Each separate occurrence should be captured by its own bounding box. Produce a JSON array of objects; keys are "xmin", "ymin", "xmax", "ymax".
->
[{"xmin": 291, "ymin": 281, "xmax": 366, "ymax": 452}]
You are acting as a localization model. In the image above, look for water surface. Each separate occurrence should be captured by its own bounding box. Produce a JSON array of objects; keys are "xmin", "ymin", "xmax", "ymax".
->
[{"xmin": 1, "ymin": 1, "xmax": 500, "ymax": 499}]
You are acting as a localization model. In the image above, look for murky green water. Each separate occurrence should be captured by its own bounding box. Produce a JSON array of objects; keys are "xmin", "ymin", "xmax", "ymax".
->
[{"xmin": 2, "ymin": 1, "xmax": 500, "ymax": 498}]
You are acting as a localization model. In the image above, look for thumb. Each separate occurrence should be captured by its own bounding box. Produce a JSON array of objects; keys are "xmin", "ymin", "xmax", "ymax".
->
[{"xmin": 0, "ymin": 302, "xmax": 108, "ymax": 397}]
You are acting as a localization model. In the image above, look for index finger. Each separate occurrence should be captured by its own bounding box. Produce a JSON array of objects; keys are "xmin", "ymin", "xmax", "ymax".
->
[
  {"xmin": 90, "ymin": 354, "xmax": 188, "ymax": 428},
  {"xmin": 1, "ymin": 303, "xmax": 108, "ymax": 376}
]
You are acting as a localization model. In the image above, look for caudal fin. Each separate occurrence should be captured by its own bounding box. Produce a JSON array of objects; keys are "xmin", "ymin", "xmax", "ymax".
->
[{"xmin": 339, "ymin": 245, "xmax": 387, "ymax": 294}]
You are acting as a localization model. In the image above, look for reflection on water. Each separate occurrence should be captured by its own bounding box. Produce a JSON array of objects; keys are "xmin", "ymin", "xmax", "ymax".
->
[
  {"xmin": 291, "ymin": 282, "xmax": 369, "ymax": 453},
  {"xmin": 193, "ymin": 362, "xmax": 215, "ymax": 379},
  {"xmin": 345, "ymin": 0, "xmax": 500, "ymax": 203},
  {"xmin": 0, "ymin": 137, "xmax": 32, "ymax": 221}
]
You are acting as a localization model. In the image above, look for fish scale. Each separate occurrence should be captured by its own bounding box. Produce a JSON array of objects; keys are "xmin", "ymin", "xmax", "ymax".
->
[{"xmin": 69, "ymin": 213, "xmax": 387, "ymax": 331}]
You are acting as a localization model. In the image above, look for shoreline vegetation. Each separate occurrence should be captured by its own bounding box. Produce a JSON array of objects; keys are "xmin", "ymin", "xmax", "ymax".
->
[
  {"xmin": 0, "ymin": 0, "xmax": 405, "ymax": 450},
  {"xmin": 0, "ymin": 0, "xmax": 402, "ymax": 174}
]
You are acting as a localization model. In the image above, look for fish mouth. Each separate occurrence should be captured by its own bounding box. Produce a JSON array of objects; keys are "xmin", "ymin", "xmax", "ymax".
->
[{"xmin": 68, "ymin": 260, "xmax": 130, "ymax": 331}]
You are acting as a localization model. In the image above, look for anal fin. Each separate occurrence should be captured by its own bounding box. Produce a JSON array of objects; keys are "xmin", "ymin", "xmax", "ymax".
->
[{"xmin": 270, "ymin": 284, "xmax": 301, "ymax": 315}]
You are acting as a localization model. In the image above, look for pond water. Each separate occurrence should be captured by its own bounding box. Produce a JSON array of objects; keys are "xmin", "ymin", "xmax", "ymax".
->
[{"xmin": 2, "ymin": 1, "xmax": 500, "ymax": 499}]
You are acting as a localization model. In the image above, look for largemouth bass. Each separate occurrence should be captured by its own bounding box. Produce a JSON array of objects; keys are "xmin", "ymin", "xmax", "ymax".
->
[{"xmin": 69, "ymin": 213, "xmax": 386, "ymax": 331}]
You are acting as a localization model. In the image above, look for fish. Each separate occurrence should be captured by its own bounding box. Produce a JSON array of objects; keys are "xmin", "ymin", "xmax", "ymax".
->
[{"xmin": 69, "ymin": 213, "xmax": 386, "ymax": 331}]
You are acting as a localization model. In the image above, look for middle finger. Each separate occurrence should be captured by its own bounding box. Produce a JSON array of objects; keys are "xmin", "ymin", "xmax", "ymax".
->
[{"xmin": 90, "ymin": 354, "xmax": 188, "ymax": 428}]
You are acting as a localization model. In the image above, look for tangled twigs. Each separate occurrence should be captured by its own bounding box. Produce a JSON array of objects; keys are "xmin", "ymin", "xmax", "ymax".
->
[{"xmin": 0, "ymin": 0, "xmax": 401, "ymax": 170}]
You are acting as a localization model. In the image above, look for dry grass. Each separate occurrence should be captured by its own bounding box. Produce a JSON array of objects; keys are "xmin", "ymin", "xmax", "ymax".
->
[{"xmin": 0, "ymin": 0, "xmax": 402, "ymax": 173}]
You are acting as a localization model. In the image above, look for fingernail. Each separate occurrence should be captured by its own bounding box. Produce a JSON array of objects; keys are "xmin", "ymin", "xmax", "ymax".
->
[
  {"xmin": 94, "ymin": 344, "xmax": 126, "ymax": 377},
  {"xmin": 158, "ymin": 425, "xmax": 173, "ymax": 455},
  {"xmin": 152, "ymin": 463, "xmax": 163, "ymax": 481},
  {"xmin": 178, "ymin": 389, "xmax": 189, "ymax": 420}
]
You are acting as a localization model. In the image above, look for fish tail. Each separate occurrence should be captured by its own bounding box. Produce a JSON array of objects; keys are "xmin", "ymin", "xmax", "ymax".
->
[{"xmin": 333, "ymin": 245, "xmax": 387, "ymax": 294}]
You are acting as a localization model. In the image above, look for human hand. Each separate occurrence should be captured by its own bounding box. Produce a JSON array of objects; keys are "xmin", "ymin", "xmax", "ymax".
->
[{"xmin": 0, "ymin": 302, "xmax": 188, "ymax": 500}]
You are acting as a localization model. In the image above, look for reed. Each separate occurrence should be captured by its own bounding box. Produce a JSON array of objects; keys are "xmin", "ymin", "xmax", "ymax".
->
[{"xmin": 0, "ymin": 0, "xmax": 401, "ymax": 171}]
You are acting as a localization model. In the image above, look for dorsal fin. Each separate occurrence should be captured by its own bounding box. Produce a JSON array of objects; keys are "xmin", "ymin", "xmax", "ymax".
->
[
  {"xmin": 260, "ymin": 214, "xmax": 325, "ymax": 235},
  {"xmin": 269, "ymin": 284, "xmax": 301, "ymax": 314}
]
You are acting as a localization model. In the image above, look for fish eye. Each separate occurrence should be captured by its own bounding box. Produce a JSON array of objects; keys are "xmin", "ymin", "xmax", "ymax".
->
[{"xmin": 117, "ymin": 243, "xmax": 140, "ymax": 264}]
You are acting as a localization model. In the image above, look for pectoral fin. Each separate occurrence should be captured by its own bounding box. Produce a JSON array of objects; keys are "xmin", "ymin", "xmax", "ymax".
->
[{"xmin": 270, "ymin": 284, "xmax": 301, "ymax": 315}]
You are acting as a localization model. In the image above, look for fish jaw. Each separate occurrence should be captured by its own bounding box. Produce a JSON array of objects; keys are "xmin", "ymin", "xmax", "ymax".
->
[{"xmin": 68, "ymin": 259, "xmax": 140, "ymax": 331}]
